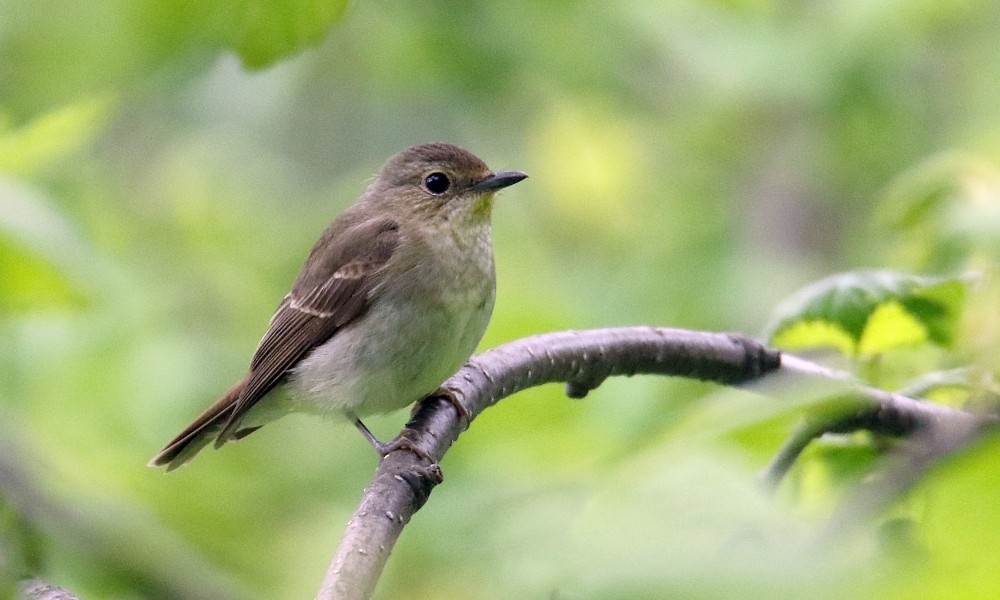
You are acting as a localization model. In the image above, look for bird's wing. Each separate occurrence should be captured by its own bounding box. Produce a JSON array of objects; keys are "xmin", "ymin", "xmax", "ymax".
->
[{"xmin": 215, "ymin": 216, "xmax": 401, "ymax": 443}]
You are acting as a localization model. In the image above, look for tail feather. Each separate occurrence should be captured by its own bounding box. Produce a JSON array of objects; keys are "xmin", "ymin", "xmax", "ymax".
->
[{"xmin": 148, "ymin": 375, "xmax": 250, "ymax": 471}]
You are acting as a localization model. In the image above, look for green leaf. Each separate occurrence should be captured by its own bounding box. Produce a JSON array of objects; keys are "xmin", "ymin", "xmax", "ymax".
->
[
  {"xmin": 877, "ymin": 432, "xmax": 1000, "ymax": 600},
  {"xmin": 766, "ymin": 270, "xmax": 969, "ymax": 357},
  {"xmin": 226, "ymin": 0, "xmax": 350, "ymax": 69},
  {"xmin": 0, "ymin": 178, "xmax": 111, "ymax": 313},
  {"xmin": 768, "ymin": 320, "xmax": 857, "ymax": 356},
  {"xmin": 875, "ymin": 151, "xmax": 1000, "ymax": 271},
  {"xmin": 0, "ymin": 238, "xmax": 86, "ymax": 312},
  {"xmin": 0, "ymin": 97, "xmax": 113, "ymax": 177},
  {"xmin": 857, "ymin": 300, "xmax": 927, "ymax": 356},
  {"xmin": 877, "ymin": 151, "xmax": 977, "ymax": 232},
  {"xmin": 1, "ymin": 0, "xmax": 349, "ymax": 121},
  {"xmin": 791, "ymin": 433, "xmax": 882, "ymax": 513}
]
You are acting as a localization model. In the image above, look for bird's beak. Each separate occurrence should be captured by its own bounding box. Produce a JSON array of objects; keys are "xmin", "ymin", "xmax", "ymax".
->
[{"xmin": 470, "ymin": 171, "xmax": 528, "ymax": 192}]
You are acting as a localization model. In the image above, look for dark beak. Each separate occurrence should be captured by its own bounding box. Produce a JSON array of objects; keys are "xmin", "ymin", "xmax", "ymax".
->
[{"xmin": 470, "ymin": 170, "xmax": 528, "ymax": 192}]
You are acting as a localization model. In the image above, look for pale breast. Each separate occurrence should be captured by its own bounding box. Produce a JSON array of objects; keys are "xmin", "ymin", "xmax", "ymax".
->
[{"xmin": 287, "ymin": 221, "xmax": 496, "ymax": 417}]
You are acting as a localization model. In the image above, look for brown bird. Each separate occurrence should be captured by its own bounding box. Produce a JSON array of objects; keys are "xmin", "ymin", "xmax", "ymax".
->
[{"xmin": 149, "ymin": 143, "xmax": 527, "ymax": 470}]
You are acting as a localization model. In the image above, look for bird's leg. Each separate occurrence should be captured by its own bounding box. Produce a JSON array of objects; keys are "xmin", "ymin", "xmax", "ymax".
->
[
  {"xmin": 352, "ymin": 415, "xmax": 433, "ymax": 462},
  {"xmin": 352, "ymin": 416, "xmax": 384, "ymax": 451}
]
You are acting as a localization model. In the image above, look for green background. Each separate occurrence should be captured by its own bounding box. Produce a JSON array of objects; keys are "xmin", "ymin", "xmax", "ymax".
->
[{"xmin": 2, "ymin": 0, "xmax": 1000, "ymax": 598}]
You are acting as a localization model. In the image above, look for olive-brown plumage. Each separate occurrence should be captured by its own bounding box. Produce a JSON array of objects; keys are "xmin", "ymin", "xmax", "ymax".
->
[{"xmin": 149, "ymin": 143, "xmax": 526, "ymax": 470}]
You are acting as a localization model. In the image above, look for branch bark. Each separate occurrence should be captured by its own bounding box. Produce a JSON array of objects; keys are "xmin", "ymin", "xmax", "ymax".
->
[
  {"xmin": 18, "ymin": 579, "xmax": 80, "ymax": 600},
  {"xmin": 316, "ymin": 327, "xmax": 993, "ymax": 600},
  {"xmin": 317, "ymin": 327, "xmax": 779, "ymax": 600}
]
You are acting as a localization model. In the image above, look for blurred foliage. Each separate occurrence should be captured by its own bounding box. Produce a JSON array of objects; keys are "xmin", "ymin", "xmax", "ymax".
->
[
  {"xmin": 1, "ymin": 0, "xmax": 1000, "ymax": 599},
  {"xmin": 766, "ymin": 270, "xmax": 969, "ymax": 358}
]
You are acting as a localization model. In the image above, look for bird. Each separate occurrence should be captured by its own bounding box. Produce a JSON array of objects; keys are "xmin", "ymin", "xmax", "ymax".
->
[{"xmin": 149, "ymin": 142, "xmax": 527, "ymax": 470}]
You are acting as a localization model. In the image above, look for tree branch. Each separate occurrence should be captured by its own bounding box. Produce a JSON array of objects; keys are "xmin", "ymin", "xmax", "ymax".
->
[
  {"xmin": 762, "ymin": 355, "xmax": 992, "ymax": 487},
  {"xmin": 18, "ymin": 579, "xmax": 80, "ymax": 600},
  {"xmin": 317, "ymin": 327, "xmax": 779, "ymax": 600},
  {"xmin": 317, "ymin": 327, "xmax": 994, "ymax": 600}
]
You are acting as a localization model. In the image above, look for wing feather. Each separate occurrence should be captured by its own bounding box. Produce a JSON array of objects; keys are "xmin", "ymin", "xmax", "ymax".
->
[{"xmin": 215, "ymin": 217, "xmax": 400, "ymax": 443}]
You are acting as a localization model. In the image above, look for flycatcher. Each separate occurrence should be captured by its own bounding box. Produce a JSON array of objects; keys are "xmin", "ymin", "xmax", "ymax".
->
[{"xmin": 149, "ymin": 143, "xmax": 527, "ymax": 470}]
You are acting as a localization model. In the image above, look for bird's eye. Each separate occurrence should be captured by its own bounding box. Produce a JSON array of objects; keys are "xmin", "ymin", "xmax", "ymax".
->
[{"xmin": 423, "ymin": 172, "xmax": 451, "ymax": 195}]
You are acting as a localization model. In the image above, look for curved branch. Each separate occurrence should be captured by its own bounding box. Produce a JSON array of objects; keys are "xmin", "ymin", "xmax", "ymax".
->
[
  {"xmin": 317, "ymin": 328, "xmax": 992, "ymax": 600},
  {"xmin": 317, "ymin": 327, "xmax": 779, "ymax": 600},
  {"xmin": 763, "ymin": 355, "xmax": 992, "ymax": 487},
  {"xmin": 18, "ymin": 579, "xmax": 80, "ymax": 600}
]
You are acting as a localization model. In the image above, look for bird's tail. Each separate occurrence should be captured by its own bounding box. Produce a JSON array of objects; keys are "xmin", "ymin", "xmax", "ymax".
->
[{"xmin": 148, "ymin": 375, "xmax": 253, "ymax": 471}]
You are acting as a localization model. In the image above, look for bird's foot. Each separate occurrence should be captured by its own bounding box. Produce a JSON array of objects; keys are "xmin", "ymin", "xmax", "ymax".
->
[
  {"xmin": 353, "ymin": 417, "xmax": 434, "ymax": 462},
  {"xmin": 375, "ymin": 434, "xmax": 435, "ymax": 463}
]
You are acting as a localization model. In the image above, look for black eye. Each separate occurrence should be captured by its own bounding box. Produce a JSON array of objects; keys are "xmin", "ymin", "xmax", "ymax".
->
[{"xmin": 423, "ymin": 172, "xmax": 450, "ymax": 194}]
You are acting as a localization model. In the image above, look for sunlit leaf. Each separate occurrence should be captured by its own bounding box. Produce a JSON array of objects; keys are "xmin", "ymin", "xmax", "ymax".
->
[
  {"xmin": 0, "ymin": 178, "xmax": 108, "ymax": 312},
  {"xmin": 0, "ymin": 240, "xmax": 86, "ymax": 312},
  {"xmin": 771, "ymin": 319, "xmax": 857, "ymax": 356},
  {"xmin": 856, "ymin": 300, "xmax": 927, "ymax": 357},
  {"xmin": 766, "ymin": 271, "xmax": 970, "ymax": 357},
  {"xmin": 0, "ymin": 97, "xmax": 112, "ymax": 177}
]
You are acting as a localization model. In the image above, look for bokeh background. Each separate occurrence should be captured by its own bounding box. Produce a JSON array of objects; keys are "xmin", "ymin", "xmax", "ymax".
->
[{"xmin": 3, "ymin": 1, "xmax": 1000, "ymax": 598}]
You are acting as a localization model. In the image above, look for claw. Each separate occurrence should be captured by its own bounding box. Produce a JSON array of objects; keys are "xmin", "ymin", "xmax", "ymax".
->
[
  {"xmin": 352, "ymin": 416, "xmax": 434, "ymax": 462},
  {"xmin": 374, "ymin": 433, "xmax": 435, "ymax": 462}
]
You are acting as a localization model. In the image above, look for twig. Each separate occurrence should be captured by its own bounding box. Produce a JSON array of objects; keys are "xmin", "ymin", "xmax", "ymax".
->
[
  {"xmin": 763, "ymin": 417, "xmax": 836, "ymax": 488},
  {"xmin": 763, "ymin": 355, "xmax": 992, "ymax": 487}
]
